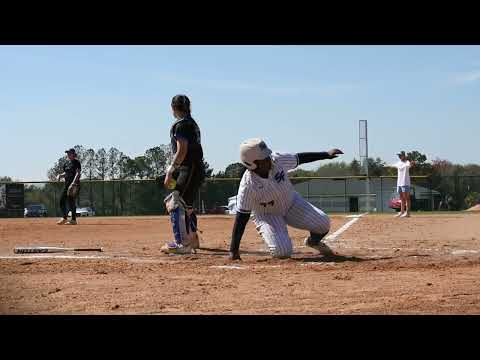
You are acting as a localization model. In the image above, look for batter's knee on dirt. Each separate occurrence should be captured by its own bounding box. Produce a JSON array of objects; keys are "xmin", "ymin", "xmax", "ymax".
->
[
  {"xmin": 267, "ymin": 238, "xmax": 293, "ymax": 258},
  {"xmin": 270, "ymin": 246, "xmax": 293, "ymax": 259}
]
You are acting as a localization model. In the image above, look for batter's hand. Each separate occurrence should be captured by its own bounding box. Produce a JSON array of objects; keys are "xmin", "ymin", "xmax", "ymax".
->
[
  {"xmin": 229, "ymin": 251, "xmax": 241, "ymax": 261},
  {"xmin": 327, "ymin": 148, "xmax": 344, "ymax": 159}
]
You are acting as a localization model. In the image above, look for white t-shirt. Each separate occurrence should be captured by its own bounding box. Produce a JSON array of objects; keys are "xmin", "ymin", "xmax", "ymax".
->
[
  {"xmin": 236, "ymin": 152, "xmax": 299, "ymax": 216},
  {"xmin": 392, "ymin": 160, "xmax": 411, "ymax": 187}
]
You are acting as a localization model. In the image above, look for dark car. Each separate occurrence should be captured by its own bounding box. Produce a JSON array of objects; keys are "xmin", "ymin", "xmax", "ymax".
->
[
  {"xmin": 206, "ymin": 206, "xmax": 229, "ymax": 215},
  {"xmin": 24, "ymin": 204, "xmax": 48, "ymax": 217}
]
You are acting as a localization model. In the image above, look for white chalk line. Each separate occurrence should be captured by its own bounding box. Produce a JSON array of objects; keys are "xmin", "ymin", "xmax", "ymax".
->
[
  {"xmin": 324, "ymin": 212, "xmax": 368, "ymax": 243},
  {"xmin": 328, "ymin": 244, "xmax": 480, "ymax": 256}
]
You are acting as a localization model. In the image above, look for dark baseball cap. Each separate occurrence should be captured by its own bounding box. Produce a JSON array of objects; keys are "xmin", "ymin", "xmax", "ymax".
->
[
  {"xmin": 397, "ymin": 151, "xmax": 406, "ymax": 157},
  {"xmin": 65, "ymin": 148, "xmax": 76, "ymax": 154}
]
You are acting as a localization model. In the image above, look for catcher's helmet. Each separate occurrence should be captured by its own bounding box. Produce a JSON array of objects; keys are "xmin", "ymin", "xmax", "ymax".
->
[{"xmin": 239, "ymin": 138, "xmax": 272, "ymax": 170}]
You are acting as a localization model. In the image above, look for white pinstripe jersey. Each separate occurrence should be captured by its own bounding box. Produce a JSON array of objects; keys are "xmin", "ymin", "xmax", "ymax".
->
[{"xmin": 236, "ymin": 152, "xmax": 299, "ymax": 216}]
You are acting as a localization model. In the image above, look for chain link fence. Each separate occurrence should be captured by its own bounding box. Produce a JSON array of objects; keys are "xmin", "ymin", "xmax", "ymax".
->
[{"xmin": 1, "ymin": 175, "xmax": 479, "ymax": 218}]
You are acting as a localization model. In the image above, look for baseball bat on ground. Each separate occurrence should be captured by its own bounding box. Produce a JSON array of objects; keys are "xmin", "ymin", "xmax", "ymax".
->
[{"xmin": 14, "ymin": 246, "xmax": 103, "ymax": 254}]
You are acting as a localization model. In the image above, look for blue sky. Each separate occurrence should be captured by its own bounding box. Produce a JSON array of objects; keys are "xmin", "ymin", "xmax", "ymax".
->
[{"xmin": 1, "ymin": 45, "xmax": 479, "ymax": 180}]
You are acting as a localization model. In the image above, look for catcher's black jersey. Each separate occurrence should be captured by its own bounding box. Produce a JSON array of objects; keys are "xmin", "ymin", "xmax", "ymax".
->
[
  {"xmin": 63, "ymin": 159, "xmax": 81, "ymax": 185},
  {"xmin": 170, "ymin": 115, "xmax": 204, "ymax": 166}
]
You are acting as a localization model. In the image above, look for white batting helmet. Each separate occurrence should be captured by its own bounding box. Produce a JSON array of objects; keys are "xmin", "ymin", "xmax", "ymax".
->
[{"xmin": 239, "ymin": 138, "xmax": 272, "ymax": 170}]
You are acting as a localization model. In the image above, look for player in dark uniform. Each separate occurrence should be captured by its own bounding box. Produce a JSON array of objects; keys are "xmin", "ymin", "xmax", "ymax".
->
[
  {"xmin": 161, "ymin": 95, "xmax": 206, "ymax": 254},
  {"xmin": 57, "ymin": 148, "xmax": 81, "ymax": 225}
]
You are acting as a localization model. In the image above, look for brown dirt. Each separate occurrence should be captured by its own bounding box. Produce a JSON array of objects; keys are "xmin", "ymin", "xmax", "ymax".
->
[{"xmin": 1, "ymin": 213, "xmax": 480, "ymax": 314}]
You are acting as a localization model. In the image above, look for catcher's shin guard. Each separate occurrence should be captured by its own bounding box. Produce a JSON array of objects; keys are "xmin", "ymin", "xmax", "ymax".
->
[
  {"xmin": 165, "ymin": 191, "xmax": 190, "ymax": 246},
  {"xmin": 170, "ymin": 207, "xmax": 190, "ymax": 245}
]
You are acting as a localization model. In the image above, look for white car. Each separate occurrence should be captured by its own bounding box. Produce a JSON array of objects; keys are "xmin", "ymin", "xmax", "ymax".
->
[{"xmin": 69, "ymin": 207, "xmax": 96, "ymax": 217}]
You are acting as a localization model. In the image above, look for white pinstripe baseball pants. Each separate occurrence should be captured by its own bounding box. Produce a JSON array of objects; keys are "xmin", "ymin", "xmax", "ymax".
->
[{"xmin": 252, "ymin": 192, "xmax": 331, "ymax": 258}]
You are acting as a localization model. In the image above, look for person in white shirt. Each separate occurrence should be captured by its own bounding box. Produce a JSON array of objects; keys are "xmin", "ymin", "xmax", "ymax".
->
[
  {"xmin": 390, "ymin": 151, "xmax": 416, "ymax": 218},
  {"xmin": 229, "ymin": 138, "xmax": 343, "ymax": 260}
]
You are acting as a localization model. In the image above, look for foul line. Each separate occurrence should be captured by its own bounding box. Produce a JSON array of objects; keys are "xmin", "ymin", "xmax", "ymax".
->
[{"xmin": 325, "ymin": 212, "xmax": 368, "ymax": 243}]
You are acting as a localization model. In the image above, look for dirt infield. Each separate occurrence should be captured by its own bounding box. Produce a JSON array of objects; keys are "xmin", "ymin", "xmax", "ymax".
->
[{"xmin": 1, "ymin": 212, "xmax": 480, "ymax": 314}]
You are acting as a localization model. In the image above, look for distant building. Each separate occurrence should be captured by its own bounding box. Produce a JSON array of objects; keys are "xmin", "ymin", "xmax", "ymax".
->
[{"xmin": 293, "ymin": 177, "xmax": 440, "ymax": 213}]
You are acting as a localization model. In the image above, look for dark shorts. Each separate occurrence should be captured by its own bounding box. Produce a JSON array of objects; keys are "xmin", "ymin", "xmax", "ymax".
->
[{"xmin": 173, "ymin": 163, "xmax": 205, "ymax": 207}]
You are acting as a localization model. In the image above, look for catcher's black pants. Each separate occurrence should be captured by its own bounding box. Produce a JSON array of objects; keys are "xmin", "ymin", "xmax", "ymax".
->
[
  {"xmin": 173, "ymin": 163, "xmax": 205, "ymax": 208},
  {"xmin": 60, "ymin": 183, "xmax": 80, "ymax": 220}
]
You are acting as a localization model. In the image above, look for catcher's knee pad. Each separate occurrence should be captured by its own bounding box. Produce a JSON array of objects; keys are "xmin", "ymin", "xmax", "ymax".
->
[{"xmin": 164, "ymin": 191, "xmax": 187, "ymax": 214}]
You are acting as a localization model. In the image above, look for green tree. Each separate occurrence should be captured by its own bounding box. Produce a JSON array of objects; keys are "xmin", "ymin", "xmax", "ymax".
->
[
  {"xmin": 107, "ymin": 147, "xmax": 121, "ymax": 179},
  {"xmin": 367, "ymin": 157, "xmax": 386, "ymax": 176},
  {"xmin": 47, "ymin": 157, "xmax": 68, "ymax": 181},
  {"xmin": 145, "ymin": 146, "xmax": 168, "ymax": 178},
  {"xmin": 83, "ymin": 148, "xmax": 96, "ymax": 180},
  {"xmin": 217, "ymin": 162, "xmax": 246, "ymax": 178},
  {"xmin": 95, "ymin": 148, "xmax": 108, "ymax": 180},
  {"xmin": 349, "ymin": 159, "xmax": 362, "ymax": 176},
  {"xmin": 134, "ymin": 156, "xmax": 150, "ymax": 179},
  {"xmin": 0, "ymin": 176, "xmax": 12, "ymax": 182}
]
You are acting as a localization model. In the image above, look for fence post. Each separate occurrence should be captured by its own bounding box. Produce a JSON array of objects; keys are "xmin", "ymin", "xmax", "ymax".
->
[
  {"xmin": 430, "ymin": 176, "xmax": 434, "ymax": 211},
  {"xmin": 112, "ymin": 181, "xmax": 115, "ymax": 216},
  {"xmin": 307, "ymin": 179, "xmax": 310, "ymax": 203},
  {"xmin": 380, "ymin": 177, "xmax": 384, "ymax": 213},
  {"xmin": 54, "ymin": 185, "xmax": 57, "ymax": 217},
  {"xmin": 344, "ymin": 178, "xmax": 347, "ymax": 213}
]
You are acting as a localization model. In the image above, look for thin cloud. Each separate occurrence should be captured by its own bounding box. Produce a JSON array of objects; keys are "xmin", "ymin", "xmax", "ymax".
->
[{"xmin": 452, "ymin": 70, "xmax": 480, "ymax": 84}]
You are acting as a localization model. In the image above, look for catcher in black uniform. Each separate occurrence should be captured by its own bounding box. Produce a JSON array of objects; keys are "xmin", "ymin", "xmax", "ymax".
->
[
  {"xmin": 161, "ymin": 95, "xmax": 206, "ymax": 254},
  {"xmin": 57, "ymin": 148, "xmax": 81, "ymax": 225}
]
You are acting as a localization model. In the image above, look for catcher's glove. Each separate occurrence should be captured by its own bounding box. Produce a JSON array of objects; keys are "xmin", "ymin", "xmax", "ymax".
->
[
  {"xmin": 327, "ymin": 149, "xmax": 344, "ymax": 159},
  {"xmin": 67, "ymin": 184, "xmax": 79, "ymax": 197}
]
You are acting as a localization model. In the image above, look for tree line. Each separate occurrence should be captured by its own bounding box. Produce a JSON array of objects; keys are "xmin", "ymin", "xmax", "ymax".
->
[{"xmin": 47, "ymin": 145, "xmax": 214, "ymax": 181}]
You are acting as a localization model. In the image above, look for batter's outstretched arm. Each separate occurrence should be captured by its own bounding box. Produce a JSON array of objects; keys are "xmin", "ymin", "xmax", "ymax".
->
[
  {"xmin": 297, "ymin": 149, "xmax": 344, "ymax": 165},
  {"xmin": 229, "ymin": 212, "xmax": 250, "ymax": 260}
]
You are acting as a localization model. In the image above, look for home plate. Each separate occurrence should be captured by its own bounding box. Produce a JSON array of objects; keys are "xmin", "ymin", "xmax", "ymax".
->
[{"xmin": 210, "ymin": 265, "xmax": 248, "ymax": 270}]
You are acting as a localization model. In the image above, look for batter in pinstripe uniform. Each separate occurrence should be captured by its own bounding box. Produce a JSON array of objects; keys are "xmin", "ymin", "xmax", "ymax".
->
[{"xmin": 229, "ymin": 138, "xmax": 343, "ymax": 260}]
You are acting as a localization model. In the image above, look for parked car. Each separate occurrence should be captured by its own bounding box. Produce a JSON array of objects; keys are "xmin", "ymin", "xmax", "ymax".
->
[
  {"xmin": 205, "ymin": 206, "xmax": 229, "ymax": 215},
  {"xmin": 68, "ymin": 207, "xmax": 96, "ymax": 217},
  {"xmin": 389, "ymin": 189, "xmax": 417, "ymax": 211},
  {"xmin": 24, "ymin": 204, "xmax": 48, "ymax": 217},
  {"xmin": 227, "ymin": 196, "xmax": 237, "ymax": 215}
]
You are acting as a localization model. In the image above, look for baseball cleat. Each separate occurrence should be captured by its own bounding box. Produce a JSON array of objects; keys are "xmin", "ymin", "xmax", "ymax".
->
[
  {"xmin": 161, "ymin": 242, "xmax": 193, "ymax": 255},
  {"xmin": 57, "ymin": 218, "xmax": 68, "ymax": 225},
  {"xmin": 395, "ymin": 212, "xmax": 404, "ymax": 218},
  {"xmin": 66, "ymin": 220, "xmax": 77, "ymax": 225},
  {"xmin": 304, "ymin": 236, "xmax": 335, "ymax": 256},
  {"xmin": 400, "ymin": 212, "xmax": 410, "ymax": 218}
]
